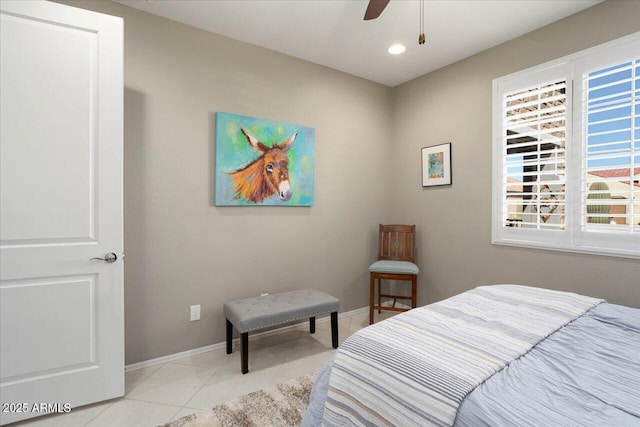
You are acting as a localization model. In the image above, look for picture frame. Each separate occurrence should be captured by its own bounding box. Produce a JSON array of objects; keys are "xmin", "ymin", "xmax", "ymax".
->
[{"xmin": 421, "ymin": 143, "xmax": 452, "ymax": 187}]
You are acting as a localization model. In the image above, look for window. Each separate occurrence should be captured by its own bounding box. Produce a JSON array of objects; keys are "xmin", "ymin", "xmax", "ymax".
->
[{"xmin": 493, "ymin": 33, "xmax": 639, "ymax": 259}]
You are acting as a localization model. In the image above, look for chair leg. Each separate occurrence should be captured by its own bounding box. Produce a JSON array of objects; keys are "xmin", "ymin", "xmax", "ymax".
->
[
  {"xmin": 377, "ymin": 279, "xmax": 382, "ymax": 314},
  {"xmin": 369, "ymin": 273, "xmax": 375, "ymax": 325},
  {"xmin": 412, "ymin": 276, "xmax": 417, "ymax": 308}
]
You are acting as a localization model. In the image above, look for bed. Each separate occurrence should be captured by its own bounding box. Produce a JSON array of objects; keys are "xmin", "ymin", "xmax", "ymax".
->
[{"xmin": 302, "ymin": 285, "xmax": 640, "ymax": 427}]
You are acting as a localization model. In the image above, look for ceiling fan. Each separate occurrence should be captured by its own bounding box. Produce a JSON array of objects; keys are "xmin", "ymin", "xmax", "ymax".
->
[
  {"xmin": 363, "ymin": 0, "xmax": 390, "ymax": 20},
  {"xmin": 364, "ymin": 0, "xmax": 426, "ymax": 46}
]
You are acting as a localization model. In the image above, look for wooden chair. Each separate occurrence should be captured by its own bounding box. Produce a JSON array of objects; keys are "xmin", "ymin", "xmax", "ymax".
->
[{"xmin": 369, "ymin": 224, "xmax": 418, "ymax": 324}]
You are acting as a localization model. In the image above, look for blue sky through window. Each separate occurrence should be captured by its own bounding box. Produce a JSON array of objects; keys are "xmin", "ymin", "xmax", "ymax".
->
[{"xmin": 585, "ymin": 59, "xmax": 639, "ymax": 170}]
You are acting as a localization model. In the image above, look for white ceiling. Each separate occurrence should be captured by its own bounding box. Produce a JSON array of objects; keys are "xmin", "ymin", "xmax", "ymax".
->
[{"xmin": 116, "ymin": 0, "xmax": 602, "ymax": 87}]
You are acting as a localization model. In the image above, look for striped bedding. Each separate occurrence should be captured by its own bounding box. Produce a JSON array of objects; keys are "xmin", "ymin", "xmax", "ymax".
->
[{"xmin": 322, "ymin": 285, "xmax": 604, "ymax": 427}]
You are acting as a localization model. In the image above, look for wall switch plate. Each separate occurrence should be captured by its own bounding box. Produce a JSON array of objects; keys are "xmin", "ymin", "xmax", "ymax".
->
[{"xmin": 190, "ymin": 304, "xmax": 201, "ymax": 321}]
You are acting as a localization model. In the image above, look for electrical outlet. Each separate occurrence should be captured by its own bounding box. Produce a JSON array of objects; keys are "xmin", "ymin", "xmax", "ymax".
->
[{"xmin": 190, "ymin": 304, "xmax": 200, "ymax": 321}]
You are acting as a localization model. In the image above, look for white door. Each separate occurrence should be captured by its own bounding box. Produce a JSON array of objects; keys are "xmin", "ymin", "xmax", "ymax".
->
[{"xmin": 0, "ymin": 1, "xmax": 123, "ymax": 424}]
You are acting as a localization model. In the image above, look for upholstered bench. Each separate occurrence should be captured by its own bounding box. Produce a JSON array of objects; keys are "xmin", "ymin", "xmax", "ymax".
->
[{"xmin": 224, "ymin": 289, "xmax": 340, "ymax": 374}]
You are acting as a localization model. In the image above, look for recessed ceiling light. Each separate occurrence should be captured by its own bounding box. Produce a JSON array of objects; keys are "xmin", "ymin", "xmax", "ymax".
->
[{"xmin": 388, "ymin": 44, "xmax": 406, "ymax": 55}]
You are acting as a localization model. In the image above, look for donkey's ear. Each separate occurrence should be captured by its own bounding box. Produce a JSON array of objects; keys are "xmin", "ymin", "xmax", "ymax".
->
[
  {"xmin": 240, "ymin": 128, "xmax": 269, "ymax": 153},
  {"xmin": 280, "ymin": 132, "xmax": 298, "ymax": 152}
]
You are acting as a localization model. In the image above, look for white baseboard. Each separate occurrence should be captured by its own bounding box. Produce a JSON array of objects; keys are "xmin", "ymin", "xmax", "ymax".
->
[{"xmin": 125, "ymin": 305, "xmax": 370, "ymax": 373}]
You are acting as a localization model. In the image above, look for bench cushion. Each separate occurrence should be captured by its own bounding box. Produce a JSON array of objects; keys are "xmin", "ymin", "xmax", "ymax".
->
[{"xmin": 224, "ymin": 289, "xmax": 340, "ymax": 333}]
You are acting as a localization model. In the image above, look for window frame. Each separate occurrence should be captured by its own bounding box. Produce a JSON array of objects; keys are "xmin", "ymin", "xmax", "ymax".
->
[{"xmin": 492, "ymin": 32, "xmax": 640, "ymax": 259}]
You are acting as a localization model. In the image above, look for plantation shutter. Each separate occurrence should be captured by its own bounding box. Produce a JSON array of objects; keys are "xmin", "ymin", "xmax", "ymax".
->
[
  {"xmin": 493, "ymin": 33, "xmax": 639, "ymax": 258},
  {"xmin": 581, "ymin": 58, "xmax": 639, "ymax": 232},
  {"xmin": 501, "ymin": 80, "xmax": 567, "ymax": 230}
]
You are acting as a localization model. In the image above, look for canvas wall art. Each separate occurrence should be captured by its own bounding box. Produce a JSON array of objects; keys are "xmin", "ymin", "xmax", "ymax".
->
[{"xmin": 215, "ymin": 112, "xmax": 315, "ymax": 206}]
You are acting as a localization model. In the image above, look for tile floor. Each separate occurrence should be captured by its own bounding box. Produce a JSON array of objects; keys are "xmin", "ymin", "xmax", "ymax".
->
[{"xmin": 11, "ymin": 309, "xmax": 397, "ymax": 427}]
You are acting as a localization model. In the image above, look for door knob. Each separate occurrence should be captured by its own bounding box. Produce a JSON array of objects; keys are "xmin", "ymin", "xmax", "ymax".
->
[{"xmin": 90, "ymin": 252, "xmax": 118, "ymax": 263}]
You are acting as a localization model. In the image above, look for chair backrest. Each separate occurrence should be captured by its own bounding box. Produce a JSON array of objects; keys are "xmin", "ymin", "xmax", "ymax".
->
[{"xmin": 377, "ymin": 224, "xmax": 416, "ymax": 263}]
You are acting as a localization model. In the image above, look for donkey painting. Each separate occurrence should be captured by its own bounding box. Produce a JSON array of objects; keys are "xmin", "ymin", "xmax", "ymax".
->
[{"xmin": 228, "ymin": 128, "xmax": 298, "ymax": 203}]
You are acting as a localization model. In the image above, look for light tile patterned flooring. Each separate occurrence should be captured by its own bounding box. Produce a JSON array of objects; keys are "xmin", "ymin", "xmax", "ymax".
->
[{"xmin": 11, "ymin": 310, "xmax": 397, "ymax": 427}]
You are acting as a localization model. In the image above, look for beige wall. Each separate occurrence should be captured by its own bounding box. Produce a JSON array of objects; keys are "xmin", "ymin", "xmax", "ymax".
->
[
  {"xmin": 391, "ymin": 0, "xmax": 640, "ymax": 307},
  {"xmin": 59, "ymin": 1, "xmax": 394, "ymax": 364},
  {"xmin": 58, "ymin": 0, "xmax": 640, "ymax": 365}
]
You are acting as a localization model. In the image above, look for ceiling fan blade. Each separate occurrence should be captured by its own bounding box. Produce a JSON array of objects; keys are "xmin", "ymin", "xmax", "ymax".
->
[{"xmin": 364, "ymin": 0, "xmax": 390, "ymax": 20}]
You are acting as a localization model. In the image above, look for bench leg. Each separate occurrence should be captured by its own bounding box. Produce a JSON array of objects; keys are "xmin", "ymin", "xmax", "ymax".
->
[
  {"xmin": 241, "ymin": 332, "xmax": 248, "ymax": 374},
  {"xmin": 331, "ymin": 311, "xmax": 338, "ymax": 348},
  {"xmin": 226, "ymin": 319, "xmax": 233, "ymax": 354},
  {"xmin": 310, "ymin": 316, "xmax": 316, "ymax": 334}
]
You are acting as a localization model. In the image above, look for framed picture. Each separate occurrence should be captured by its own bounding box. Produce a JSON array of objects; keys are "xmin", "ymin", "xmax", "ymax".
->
[
  {"xmin": 215, "ymin": 112, "xmax": 315, "ymax": 206},
  {"xmin": 421, "ymin": 143, "xmax": 452, "ymax": 187}
]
